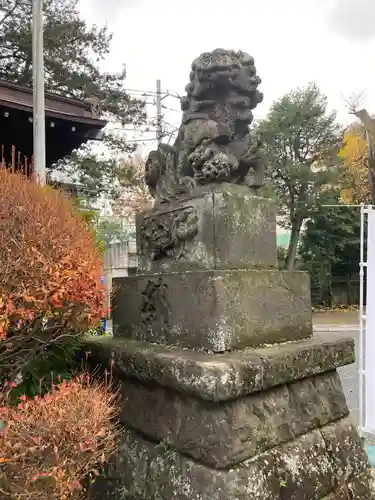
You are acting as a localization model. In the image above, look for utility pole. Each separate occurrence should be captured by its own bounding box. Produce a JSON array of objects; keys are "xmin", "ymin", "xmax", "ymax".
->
[
  {"xmin": 32, "ymin": 0, "xmax": 46, "ymax": 186},
  {"xmin": 156, "ymin": 79, "xmax": 162, "ymax": 145}
]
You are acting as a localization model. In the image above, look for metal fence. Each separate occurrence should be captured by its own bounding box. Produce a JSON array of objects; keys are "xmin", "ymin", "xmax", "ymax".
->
[
  {"xmin": 103, "ymin": 241, "xmax": 137, "ymax": 272},
  {"xmin": 311, "ymin": 274, "xmax": 362, "ymax": 306}
]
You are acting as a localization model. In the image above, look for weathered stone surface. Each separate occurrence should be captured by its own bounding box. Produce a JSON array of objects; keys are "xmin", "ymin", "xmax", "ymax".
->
[
  {"xmin": 320, "ymin": 491, "xmax": 347, "ymax": 500},
  {"xmin": 346, "ymin": 468, "xmax": 375, "ymax": 499},
  {"xmin": 144, "ymin": 49, "xmax": 264, "ymax": 204},
  {"xmin": 320, "ymin": 469, "xmax": 375, "ymax": 499},
  {"xmin": 90, "ymin": 424, "xmax": 374, "ymax": 500},
  {"xmin": 118, "ymin": 371, "xmax": 348, "ymax": 468},
  {"xmin": 260, "ymin": 338, "xmax": 355, "ymax": 389},
  {"xmin": 321, "ymin": 418, "xmax": 369, "ymax": 480},
  {"xmin": 112, "ymin": 268, "xmax": 312, "ymax": 351},
  {"xmin": 137, "ymin": 186, "xmax": 277, "ymax": 274},
  {"xmin": 88, "ymin": 480, "xmax": 125, "ymax": 500},
  {"xmin": 91, "ymin": 428, "xmax": 281, "ymax": 500},
  {"xmin": 288, "ymin": 371, "xmax": 349, "ymax": 435},
  {"xmin": 85, "ymin": 335, "xmax": 355, "ymax": 402},
  {"xmin": 274, "ymin": 430, "xmax": 335, "ymax": 500}
]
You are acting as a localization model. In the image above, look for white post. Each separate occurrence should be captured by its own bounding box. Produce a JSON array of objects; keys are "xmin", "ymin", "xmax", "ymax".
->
[
  {"xmin": 359, "ymin": 203, "xmax": 366, "ymax": 436},
  {"xmin": 365, "ymin": 206, "xmax": 375, "ymax": 437},
  {"xmin": 32, "ymin": 0, "xmax": 46, "ymax": 185}
]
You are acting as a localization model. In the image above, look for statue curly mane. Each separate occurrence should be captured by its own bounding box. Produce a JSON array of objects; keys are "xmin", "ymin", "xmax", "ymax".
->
[
  {"xmin": 145, "ymin": 49, "xmax": 264, "ymax": 203},
  {"xmin": 182, "ymin": 49, "xmax": 263, "ymax": 123}
]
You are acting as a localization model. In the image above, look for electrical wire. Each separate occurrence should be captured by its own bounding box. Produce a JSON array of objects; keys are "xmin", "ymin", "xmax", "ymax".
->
[
  {"xmin": 124, "ymin": 87, "xmax": 183, "ymax": 101},
  {"xmin": 161, "ymin": 104, "xmax": 181, "ymax": 113}
]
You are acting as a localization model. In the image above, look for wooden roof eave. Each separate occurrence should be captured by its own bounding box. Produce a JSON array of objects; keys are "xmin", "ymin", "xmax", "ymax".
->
[
  {"xmin": 0, "ymin": 79, "xmax": 107, "ymax": 130},
  {"xmin": 0, "ymin": 98, "xmax": 107, "ymax": 129}
]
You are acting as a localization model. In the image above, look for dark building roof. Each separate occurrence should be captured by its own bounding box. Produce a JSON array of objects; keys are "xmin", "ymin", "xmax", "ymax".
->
[{"xmin": 0, "ymin": 79, "xmax": 107, "ymax": 167}]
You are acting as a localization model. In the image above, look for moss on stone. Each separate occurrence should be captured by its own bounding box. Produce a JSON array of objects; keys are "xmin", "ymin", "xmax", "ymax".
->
[{"xmin": 84, "ymin": 335, "xmax": 355, "ymax": 403}]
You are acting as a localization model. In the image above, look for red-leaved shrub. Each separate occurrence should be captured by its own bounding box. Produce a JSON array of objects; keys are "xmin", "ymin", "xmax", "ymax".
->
[
  {"xmin": 0, "ymin": 374, "xmax": 120, "ymax": 499},
  {"xmin": 0, "ymin": 169, "xmax": 105, "ymax": 381}
]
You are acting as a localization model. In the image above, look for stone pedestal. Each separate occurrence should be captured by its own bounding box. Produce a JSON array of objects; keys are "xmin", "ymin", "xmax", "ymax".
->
[
  {"xmin": 113, "ymin": 269, "xmax": 311, "ymax": 351},
  {"xmin": 137, "ymin": 185, "xmax": 277, "ymax": 273},
  {"xmin": 88, "ymin": 184, "xmax": 375, "ymax": 499},
  {"xmin": 113, "ymin": 185, "xmax": 312, "ymax": 352},
  {"xmin": 87, "ymin": 336, "xmax": 374, "ymax": 500}
]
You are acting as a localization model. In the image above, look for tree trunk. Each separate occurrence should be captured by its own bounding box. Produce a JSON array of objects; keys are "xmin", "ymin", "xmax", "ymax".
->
[{"xmin": 286, "ymin": 218, "xmax": 302, "ymax": 270}]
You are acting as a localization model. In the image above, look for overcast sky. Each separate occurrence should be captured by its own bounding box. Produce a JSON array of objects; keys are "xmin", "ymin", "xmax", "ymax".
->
[{"xmin": 79, "ymin": 0, "xmax": 375, "ymax": 149}]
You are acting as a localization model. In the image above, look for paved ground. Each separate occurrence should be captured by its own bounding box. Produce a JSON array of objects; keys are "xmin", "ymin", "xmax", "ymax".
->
[
  {"xmin": 313, "ymin": 310, "xmax": 360, "ymax": 326},
  {"xmin": 313, "ymin": 312, "xmax": 360, "ymax": 426},
  {"xmin": 314, "ymin": 328, "xmax": 359, "ymax": 426},
  {"xmin": 313, "ymin": 311, "xmax": 359, "ymax": 424}
]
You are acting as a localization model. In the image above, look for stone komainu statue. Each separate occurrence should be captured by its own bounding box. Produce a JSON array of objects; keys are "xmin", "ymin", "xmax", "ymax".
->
[{"xmin": 145, "ymin": 49, "xmax": 264, "ymax": 203}]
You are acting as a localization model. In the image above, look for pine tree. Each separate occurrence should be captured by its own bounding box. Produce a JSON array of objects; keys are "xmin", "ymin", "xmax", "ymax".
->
[
  {"xmin": 0, "ymin": 0, "xmax": 147, "ymax": 196},
  {"xmin": 257, "ymin": 83, "xmax": 342, "ymax": 269}
]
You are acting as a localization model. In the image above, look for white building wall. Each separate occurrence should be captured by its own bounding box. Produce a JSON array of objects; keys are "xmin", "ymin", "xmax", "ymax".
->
[{"xmin": 103, "ymin": 241, "xmax": 138, "ymax": 319}]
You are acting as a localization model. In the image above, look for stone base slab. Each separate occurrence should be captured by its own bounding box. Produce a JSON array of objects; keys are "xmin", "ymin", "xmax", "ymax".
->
[
  {"xmin": 119, "ymin": 371, "xmax": 348, "ymax": 468},
  {"xmin": 89, "ymin": 420, "xmax": 374, "ymax": 500},
  {"xmin": 86, "ymin": 335, "xmax": 355, "ymax": 402},
  {"xmin": 112, "ymin": 268, "xmax": 312, "ymax": 351},
  {"xmin": 137, "ymin": 184, "xmax": 277, "ymax": 274},
  {"xmin": 85, "ymin": 335, "xmax": 364, "ymax": 499}
]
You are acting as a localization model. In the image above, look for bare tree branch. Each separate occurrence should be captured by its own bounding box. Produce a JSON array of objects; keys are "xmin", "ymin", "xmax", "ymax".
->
[{"xmin": 342, "ymin": 90, "xmax": 367, "ymax": 114}]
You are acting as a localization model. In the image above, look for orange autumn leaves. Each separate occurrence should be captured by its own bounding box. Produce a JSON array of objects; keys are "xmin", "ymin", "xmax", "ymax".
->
[
  {"xmin": 0, "ymin": 168, "xmax": 106, "ymax": 378},
  {"xmin": 0, "ymin": 375, "xmax": 120, "ymax": 499},
  {"xmin": 0, "ymin": 169, "xmax": 116, "ymax": 499}
]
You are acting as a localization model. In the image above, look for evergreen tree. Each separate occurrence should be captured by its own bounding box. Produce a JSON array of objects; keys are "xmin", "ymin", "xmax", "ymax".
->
[
  {"xmin": 299, "ymin": 199, "xmax": 361, "ymax": 304},
  {"xmin": 257, "ymin": 83, "xmax": 343, "ymax": 269},
  {"xmin": 0, "ymin": 0, "xmax": 147, "ymax": 196}
]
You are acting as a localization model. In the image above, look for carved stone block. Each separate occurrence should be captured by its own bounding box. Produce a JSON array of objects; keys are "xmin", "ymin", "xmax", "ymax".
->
[
  {"xmin": 85, "ymin": 335, "xmax": 355, "ymax": 403},
  {"xmin": 92, "ymin": 428, "xmax": 281, "ymax": 500},
  {"xmin": 112, "ymin": 268, "xmax": 312, "ymax": 351},
  {"xmin": 86, "ymin": 336, "xmax": 369, "ymax": 500},
  {"xmin": 89, "ymin": 423, "xmax": 375, "ymax": 500},
  {"xmin": 137, "ymin": 184, "xmax": 277, "ymax": 274},
  {"xmin": 273, "ymin": 430, "xmax": 335, "ymax": 499},
  {"xmin": 118, "ymin": 371, "xmax": 348, "ymax": 468},
  {"xmin": 321, "ymin": 418, "xmax": 369, "ymax": 480}
]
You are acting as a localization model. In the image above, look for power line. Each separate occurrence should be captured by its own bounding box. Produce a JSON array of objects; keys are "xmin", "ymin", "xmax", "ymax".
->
[
  {"xmin": 124, "ymin": 88, "xmax": 175, "ymax": 96},
  {"xmin": 122, "ymin": 139, "xmax": 165, "ymax": 144},
  {"xmin": 163, "ymin": 121, "xmax": 179, "ymax": 129},
  {"xmin": 124, "ymin": 87, "xmax": 183, "ymax": 101},
  {"xmin": 123, "ymin": 137, "xmax": 160, "ymax": 143},
  {"xmin": 161, "ymin": 104, "xmax": 181, "ymax": 113},
  {"xmin": 113, "ymin": 82, "xmax": 183, "ymax": 147}
]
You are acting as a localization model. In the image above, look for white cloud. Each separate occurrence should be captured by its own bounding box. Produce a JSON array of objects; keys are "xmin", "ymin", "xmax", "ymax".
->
[
  {"xmin": 78, "ymin": 0, "xmax": 375, "ymax": 151},
  {"xmin": 79, "ymin": 0, "xmax": 141, "ymax": 23},
  {"xmin": 328, "ymin": 0, "xmax": 375, "ymax": 42}
]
